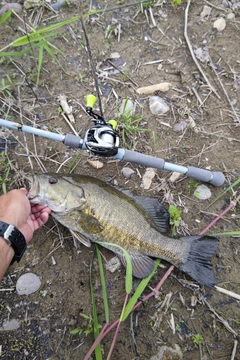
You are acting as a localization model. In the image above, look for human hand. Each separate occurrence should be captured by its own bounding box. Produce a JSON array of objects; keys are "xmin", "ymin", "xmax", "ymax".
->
[{"xmin": 0, "ymin": 188, "xmax": 51, "ymax": 244}]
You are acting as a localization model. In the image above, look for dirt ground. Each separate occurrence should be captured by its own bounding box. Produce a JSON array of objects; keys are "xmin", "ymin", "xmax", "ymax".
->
[{"xmin": 0, "ymin": 0, "xmax": 240, "ymax": 359}]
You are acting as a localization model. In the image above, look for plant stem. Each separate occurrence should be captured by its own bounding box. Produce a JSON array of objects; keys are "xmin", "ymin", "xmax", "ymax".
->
[
  {"xmin": 106, "ymin": 293, "xmax": 129, "ymax": 360},
  {"xmin": 200, "ymin": 194, "xmax": 240, "ymax": 235},
  {"xmin": 83, "ymin": 265, "xmax": 174, "ymax": 360}
]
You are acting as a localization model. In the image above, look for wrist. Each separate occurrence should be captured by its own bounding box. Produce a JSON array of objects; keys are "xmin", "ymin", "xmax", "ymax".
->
[
  {"xmin": 0, "ymin": 221, "xmax": 27, "ymax": 264},
  {"xmin": 0, "ymin": 236, "xmax": 15, "ymax": 263}
]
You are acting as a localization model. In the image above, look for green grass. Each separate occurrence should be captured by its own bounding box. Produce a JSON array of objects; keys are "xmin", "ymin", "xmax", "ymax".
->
[
  {"xmin": 0, "ymin": 151, "xmax": 12, "ymax": 194},
  {"xmin": 116, "ymin": 99, "xmax": 154, "ymax": 149},
  {"xmin": 168, "ymin": 204, "xmax": 182, "ymax": 237},
  {"xmin": 84, "ymin": 243, "xmax": 160, "ymax": 360},
  {"xmin": 0, "ymin": 14, "xmax": 79, "ymax": 86}
]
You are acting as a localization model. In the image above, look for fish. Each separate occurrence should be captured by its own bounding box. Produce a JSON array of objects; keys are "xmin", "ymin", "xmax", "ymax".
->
[{"xmin": 28, "ymin": 173, "xmax": 219, "ymax": 288}]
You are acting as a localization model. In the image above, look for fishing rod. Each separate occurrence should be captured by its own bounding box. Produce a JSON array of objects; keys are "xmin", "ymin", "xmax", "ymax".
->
[
  {"xmin": 0, "ymin": 94, "xmax": 225, "ymax": 186},
  {"xmin": 0, "ymin": 5, "xmax": 225, "ymax": 186}
]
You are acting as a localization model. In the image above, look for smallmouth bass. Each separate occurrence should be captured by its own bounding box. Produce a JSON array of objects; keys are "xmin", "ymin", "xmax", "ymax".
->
[{"xmin": 28, "ymin": 173, "xmax": 219, "ymax": 287}]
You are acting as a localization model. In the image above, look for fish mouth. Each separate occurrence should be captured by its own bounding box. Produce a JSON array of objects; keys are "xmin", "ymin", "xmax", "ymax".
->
[{"xmin": 27, "ymin": 174, "xmax": 42, "ymax": 202}]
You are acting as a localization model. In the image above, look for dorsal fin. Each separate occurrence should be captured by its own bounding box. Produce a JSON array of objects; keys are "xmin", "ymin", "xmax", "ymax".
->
[
  {"xmin": 112, "ymin": 186, "xmax": 169, "ymax": 233},
  {"xmin": 133, "ymin": 196, "xmax": 169, "ymax": 233}
]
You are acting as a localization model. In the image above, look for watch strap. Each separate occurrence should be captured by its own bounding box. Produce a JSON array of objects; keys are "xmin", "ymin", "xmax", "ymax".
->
[{"xmin": 0, "ymin": 221, "xmax": 27, "ymax": 264}]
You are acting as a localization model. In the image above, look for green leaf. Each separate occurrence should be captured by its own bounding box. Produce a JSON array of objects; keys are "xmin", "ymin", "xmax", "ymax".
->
[
  {"xmin": 101, "ymin": 242, "xmax": 132, "ymax": 294},
  {"xmin": 193, "ymin": 190, "xmax": 200, "ymax": 199},
  {"xmin": 96, "ymin": 245, "xmax": 109, "ymax": 322},
  {"xmin": 121, "ymin": 259, "xmax": 160, "ymax": 321},
  {"xmin": 70, "ymin": 327, "xmax": 83, "ymax": 335},
  {"xmin": 90, "ymin": 256, "xmax": 102, "ymax": 360},
  {"xmin": 36, "ymin": 43, "xmax": 43, "ymax": 87},
  {"xmin": 0, "ymin": 10, "xmax": 12, "ymax": 25}
]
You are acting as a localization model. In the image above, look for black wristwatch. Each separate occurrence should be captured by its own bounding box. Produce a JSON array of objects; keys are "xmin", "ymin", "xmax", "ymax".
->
[{"xmin": 0, "ymin": 221, "xmax": 27, "ymax": 264}]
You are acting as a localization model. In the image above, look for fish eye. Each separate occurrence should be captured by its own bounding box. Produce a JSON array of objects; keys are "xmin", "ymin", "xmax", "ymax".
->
[{"xmin": 49, "ymin": 177, "xmax": 58, "ymax": 185}]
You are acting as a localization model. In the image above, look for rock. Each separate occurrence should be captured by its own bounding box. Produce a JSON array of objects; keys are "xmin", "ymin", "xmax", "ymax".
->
[
  {"xmin": 87, "ymin": 160, "xmax": 104, "ymax": 169},
  {"xmin": 169, "ymin": 172, "xmax": 183, "ymax": 183},
  {"xmin": 194, "ymin": 46, "xmax": 210, "ymax": 63},
  {"xmin": 0, "ymin": 3, "xmax": 22, "ymax": 16},
  {"xmin": 106, "ymin": 256, "xmax": 121, "ymax": 273},
  {"xmin": 194, "ymin": 184, "xmax": 212, "ymax": 200},
  {"xmin": 149, "ymin": 96, "xmax": 169, "ymax": 115},
  {"xmin": 16, "ymin": 273, "xmax": 41, "ymax": 295},
  {"xmin": 110, "ymin": 52, "xmax": 120, "ymax": 59},
  {"xmin": 0, "ymin": 319, "xmax": 21, "ymax": 331},
  {"xmin": 200, "ymin": 5, "xmax": 211, "ymax": 19},
  {"xmin": 227, "ymin": 12, "xmax": 235, "ymax": 20},
  {"xmin": 173, "ymin": 120, "xmax": 187, "ymax": 132},
  {"xmin": 150, "ymin": 344, "xmax": 183, "ymax": 360},
  {"xmin": 121, "ymin": 167, "xmax": 135, "ymax": 178},
  {"xmin": 222, "ymin": 0, "xmax": 231, "ymax": 7},
  {"xmin": 141, "ymin": 168, "xmax": 156, "ymax": 189},
  {"xmin": 118, "ymin": 99, "xmax": 135, "ymax": 117},
  {"xmin": 137, "ymin": 82, "xmax": 171, "ymax": 94},
  {"xmin": 24, "ymin": 0, "xmax": 42, "ymax": 9},
  {"xmin": 213, "ymin": 18, "xmax": 226, "ymax": 32}
]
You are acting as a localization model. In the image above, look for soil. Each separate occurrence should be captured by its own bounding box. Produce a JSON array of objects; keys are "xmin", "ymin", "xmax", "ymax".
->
[{"xmin": 0, "ymin": 0, "xmax": 240, "ymax": 359}]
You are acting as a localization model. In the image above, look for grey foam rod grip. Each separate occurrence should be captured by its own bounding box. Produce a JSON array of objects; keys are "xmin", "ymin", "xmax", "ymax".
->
[{"xmin": 185, "ymin": 167, "xmax": 225, "ymax": 186}]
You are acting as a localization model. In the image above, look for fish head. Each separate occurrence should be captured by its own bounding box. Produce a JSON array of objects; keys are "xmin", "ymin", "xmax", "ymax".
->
[{"xmin": 28, "ymin": 173, "xmax": 86, "ymax": 214}]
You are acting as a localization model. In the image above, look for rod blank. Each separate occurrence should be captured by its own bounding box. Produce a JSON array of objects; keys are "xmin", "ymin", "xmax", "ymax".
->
[{"xmin": 0, "ymin": 118, "xmax": 225, "ymax": 186}]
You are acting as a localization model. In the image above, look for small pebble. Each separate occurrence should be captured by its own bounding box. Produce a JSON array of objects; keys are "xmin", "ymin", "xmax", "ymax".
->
[
  {"xmin": 200, "ymin": 5, "xmax": 211, "ymax": 19},
  {"xmin": 110, "ymin": 52, "xmax": 120, "ymax": 59},
  {"xmin": 227, "ymin": 12, "xmax": 235, "ymax": 20},
  {"xmin": 106, "ymin": 256, "xmax": 121, "ymax": 273},
  {"xmin": 213, "ymin": 18, "xmax": 226, "ymax": 32},
  {"xmin": 0, "ymin": 3, "xmax": 22, "ymax": 16},
  {"xmin": 0, "ymin": 319, "xmax": 21, "ymax": 331},
  {"xmin": 141, "ymin": 168, "xmax": 156, "ymax": 189},
  {"xmin": 169, "ymin": 172, "xmax": 183, "ymax": 183},
  {"xmin": 222, "ymin": 0, "xmax": 231, "ymax": 8},
  {"xmin": 150, "ymin": 344, "xmax": 183, "ymax": 360},
  {"xmin": 121, "ymin": 167, "xmax": 135, "ymax": 178},
  {"xmin": 87, "ymin": 160, "xmax": 104, "ymax": 169},
  {"xmin": 118, "ymin": 99, "xmax": 135, "ymax": 117},
  {"xmin": 149, "ymin": 96, "xmax": 169, "ymax": 115},
  {"xmin": 194, "ymin": 184, "xmax": 212, "ymax": 200},
  {"xmin": 16, "ymin": 273, "xmax": 41, "ymax": 295},
  {"xmin": 173, "ymin": 120, "xmax": 187, "ymax": 132}
]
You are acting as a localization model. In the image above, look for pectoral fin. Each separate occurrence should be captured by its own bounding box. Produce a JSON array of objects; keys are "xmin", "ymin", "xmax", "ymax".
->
[
  {"xmin": 119, "ymin": 252, "xmax": 155, "ymax": 278},
  {"xmin": 78, "ymin": 213, "xmax": 104, "ymax": 234},
  {"xmin": 69, "ymin": 229, "xmax": 91, "ymax": 248}
]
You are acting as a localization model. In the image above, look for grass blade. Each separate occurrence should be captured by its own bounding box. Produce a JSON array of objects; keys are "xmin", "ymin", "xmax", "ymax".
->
[
  {"xmin": 0, "ymin": 10, "xmax": 11, "ymax": 25},
  {"xmin": 206, "ymin": 178, "xmax": 240, "ymax": 209},
  {"xmin": 210, "ymin": 231, "xmax": 240, "ymax": 236},
  {"xmin": 96, "ymin": 245, "xmax": 109, "ymax": 323},
  {"xmin": 100, "ymin": 242, "xmax": 132, "ymax": 293},
  {"xmin": 122, "ymin": 259, "xmax": 160, "ymax": 321},
  {"xmin": 36, "ymin": 43, "xmax": 43, "ymax": 87},
  {"xmin": 90, "ymin": 259, "xmax": 102, "ymax": 360}
]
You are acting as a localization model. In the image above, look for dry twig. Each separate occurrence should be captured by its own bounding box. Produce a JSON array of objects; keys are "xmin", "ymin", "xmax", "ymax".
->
[{"xmin": 184, "ymin": 0, "xmax": 220, "ymax": 99}]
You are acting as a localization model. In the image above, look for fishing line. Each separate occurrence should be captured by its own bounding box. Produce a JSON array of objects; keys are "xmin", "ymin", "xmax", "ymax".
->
[{"xmin": 78, "ymin": 0, "xmax": 103, "ymax": 118}]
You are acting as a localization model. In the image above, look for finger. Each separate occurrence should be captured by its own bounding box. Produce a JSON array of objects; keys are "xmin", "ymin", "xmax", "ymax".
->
[
  {"xmin": 19, "ymin": 188, "xmax": 28, "ymax": 195},
  {"xmin": 31, "ymin": 204, "xmax": 51, "ymax": 213}
]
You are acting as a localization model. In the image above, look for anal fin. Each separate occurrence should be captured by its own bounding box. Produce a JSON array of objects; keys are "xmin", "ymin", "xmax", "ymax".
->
[{"xmin": 119, "ymin": 252, "xmax": 155, "ymax": 278}]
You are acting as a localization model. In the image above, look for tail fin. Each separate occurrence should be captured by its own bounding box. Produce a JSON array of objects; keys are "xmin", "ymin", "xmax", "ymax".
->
[{"xmin": 178, "ymin": 235, "xmax": 219, "ymax": 288}]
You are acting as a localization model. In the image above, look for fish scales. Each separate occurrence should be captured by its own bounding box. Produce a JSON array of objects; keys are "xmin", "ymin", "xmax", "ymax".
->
[
  {"xmin": 28, "ymin": 173, "xmax": 219, "ymax": 287},
  {"xmin": 58, "ymin": 176, "xmax": 189, "ymax": 265}
]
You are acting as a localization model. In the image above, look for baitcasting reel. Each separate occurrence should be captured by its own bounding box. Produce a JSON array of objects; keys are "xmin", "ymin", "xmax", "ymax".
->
[{"xmin": 84, "ymin": 95, "xmax": 120, "ymax": 157}]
